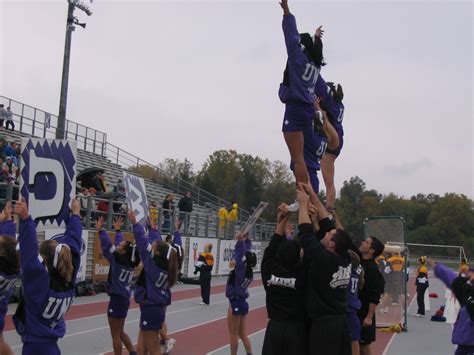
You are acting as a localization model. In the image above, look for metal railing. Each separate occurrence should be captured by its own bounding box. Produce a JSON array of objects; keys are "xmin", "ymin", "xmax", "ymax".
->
[
  {"xmin": 1, "ymin": 95, "xmax": 254, "ymax": 221},
  {"xmin": 0, "ymin": 96, "xmax": 107, "ymax": 155}
]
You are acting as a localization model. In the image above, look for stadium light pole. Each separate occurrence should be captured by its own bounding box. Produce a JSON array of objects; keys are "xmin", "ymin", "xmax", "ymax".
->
[{"xmin": 56, "ymin": 0, "xmax": 93, "ymax": 139}]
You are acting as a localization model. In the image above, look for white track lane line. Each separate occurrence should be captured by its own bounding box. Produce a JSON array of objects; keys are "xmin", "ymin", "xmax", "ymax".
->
[
  {"xmin": 206, "ymin": 328, "xmax": 267, "ymax": 354},
  {"xmin": 4, "ymin": 285, "xmax": 264, "ymax": 333},
  {"xmin": 99, "ymin": 298, "xmax": 267, "ymax": 355},
  {"xmin": 381, "ymin": 293, "xmax": 417, "ymax": 355},
  {"xmin": 10, "ymin": 290, "xmax": 265, "ymax": 350}
]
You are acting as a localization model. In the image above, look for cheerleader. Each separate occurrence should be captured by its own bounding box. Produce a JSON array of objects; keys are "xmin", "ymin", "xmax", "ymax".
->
[
  {"xmin": 0, "ymin": 202, "xmax": 18, "ymax": 355},
  {"xmin": 130, "ymin": 212, "xmax": 178, "ymax": 355},
  {"xmin": 278, "ymin": 0, "xmax": 325, "ymax": 209},
  {"xmin": 13, "ymin": 198, "xmax": 82, "ymax": 355},
  {"xmin": 96, "ymin": 216, "xmax": 139, "ymax": 355},
  {"xmin": 226, "ymin": 232, "xmax": 256, "ymax": 355},
  {"xmin": 346, "ymin": 250, "xmax": 364, "ymax": 355}
]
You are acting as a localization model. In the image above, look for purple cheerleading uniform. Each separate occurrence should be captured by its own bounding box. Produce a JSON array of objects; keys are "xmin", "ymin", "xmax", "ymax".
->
[
  {"xmin": 345, "ymin": 265, "xmax": 363, "ymax": 341},
  {"xmin": 226, "ymin": 240, "xmax": 253, "ymax": 316},
  {"xmin": 434, "ymin": 263, "xmax": 474, "ymax": 352},
  {"xmin": 99, "ymin": 231, "xmax": 135, "ymax": 319},
  {"xmin": 14, "ymin": 215, "xmax": 82, "ymax": 354},
  {"xmin": 0, "ymin": 220, "xmax": 18, "ymax": 333},
  {"xmin": 133, "ymin": 224, "xmax": 171, "ymax": 331},
  {"xmin": 315, "ymin": 75, "xmax": 345, "ymax": 157}
]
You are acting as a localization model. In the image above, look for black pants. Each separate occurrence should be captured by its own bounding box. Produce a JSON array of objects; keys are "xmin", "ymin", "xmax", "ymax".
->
[
  {"xmin": 308, "ymin": 315, "xmax": 351, "ymax": 355},
  {"xmin": 417, "ymin": 287, "xmax": 426, "ymax": 315},
  {"xmin": 262, "ymin": 319, "xmax": 307, "ymax": 355},
  {"xmin": 5, "ymin": 121, "xmax": 14, "ymax": 131},
  {"xmin": 200, "ymin": 272, "xmax": 211, "ymax": 304}
]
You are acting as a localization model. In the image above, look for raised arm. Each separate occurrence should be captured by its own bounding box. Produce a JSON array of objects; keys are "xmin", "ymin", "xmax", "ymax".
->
[
  {"xmin": 14, "ymin": 199, "xmax": 45, "ymax": 274},
  {"xmin": 112, "ymin": 216, "xmax": 124, "ymax": 245},
  {"xmin": 261, "ymin": 205, "xmax": 290, "ymax": 282},
  {"xmin": 0, "ymin": 201, "xmax": 16, "ymax": 238},
  {"xmin": 96, "ymin": 217, "xmax": 114, "ymax": 262},
  {"xmin": 234, "ymin": 233, "xmax": 250, "ymax": 285},
  {"xmin": 129, "ymin": 211, "xmax": 150, "ymax": 263},
  {"xmin": 280, "ymin": 0, "xmax": 305, "ymax": 65},
  {"xmin": 61, "ymin": 199, "xmax": 83, "ymax": 256}
]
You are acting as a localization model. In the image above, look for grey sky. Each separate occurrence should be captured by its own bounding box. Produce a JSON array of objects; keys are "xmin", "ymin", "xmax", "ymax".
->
[{"xmin": 1, "ymin": 0, "xmax": 472, "ymax": 198}]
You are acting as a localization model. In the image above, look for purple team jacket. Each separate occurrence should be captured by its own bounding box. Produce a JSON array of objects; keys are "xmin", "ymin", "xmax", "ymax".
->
[
  {"xmin": 132, "ymin": 223, "xmax": 171, "ymax": 306},
  {"xmin": 99, "ymin": 230, "xmax": 135, "ymax": 298},
  {"xmin": 346, "ymin": 265, "xmax": 362, "ymax": 313},
  {"xmin": 0, "ymin": 220, "xmax": 18, "ymax": 311},
  {"xmin": 315, "ymin": 75, "xmax": 345, "ymax": 136},
  {"xmin": 14, "ymin": 215, "xmax": 82, "ymax": 343},
  {"xmin": 434, "ymin": 263, "xmax": 474, "ymax": 347},
  {"xmin": 278, "ymin": 13, "xmax": 320, "ymax": 105},
  {"xmin": 226, "ymin": 239, "xmax": 253, "ymax": 300}
]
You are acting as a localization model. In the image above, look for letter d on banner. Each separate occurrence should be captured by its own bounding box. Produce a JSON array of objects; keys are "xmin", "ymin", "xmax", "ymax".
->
[{"xmin": 20, "ymin": 138, "xmax": 77, "ymax": 229}]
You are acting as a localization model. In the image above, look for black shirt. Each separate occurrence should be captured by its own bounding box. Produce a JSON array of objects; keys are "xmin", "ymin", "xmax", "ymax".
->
[
  {"xmin": 359, "ymin": 258, "xmax": 385, "ymax": 311},
  {"xmin": 261, "ymin": 233, "xmax": 305, "ymax": 321},
  {"xmin": 299, "ymin": 223, "xmax": 351, "ymax": 319}
]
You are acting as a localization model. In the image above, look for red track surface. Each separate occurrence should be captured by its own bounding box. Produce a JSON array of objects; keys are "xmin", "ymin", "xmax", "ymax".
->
[
  {"xmin": 104, "ymin": 306, "xmax": 269, "ymax": 355},
  {"xmin": 3, "ymin": 280, "xmax": 263, "ymax": 332},
  {"xmin": 5, "ymin": 277, "xmax": 416, "ymax": 355}
]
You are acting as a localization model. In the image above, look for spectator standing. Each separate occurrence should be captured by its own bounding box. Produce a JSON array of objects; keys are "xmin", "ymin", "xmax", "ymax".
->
[
  {"xmin": 149, "ymin": 200, "xmax": 158, "ymax": 227},
  {"xmin": 162, "ymin": 194, "xmax": 174, "ymax": 233},
  {"xmin": 227, "ymin": 202, "xmax": 239, "ymax": 238},
  {"xmin": 3, "ymin": 142, "xmax": 18, "ymax": 167},
  {"xmin": 5, "ymin": 107, "xmax": 14, "ymax": 132},
  {"xmin": 414, "ymin": 256, "xmax": 429, "ymax": 317},
  {"xmin": 358, "ymin": 236, "xmax": 385, "ymax": 355},
  {"xmin": 178, "ymin": 192, "xmax": 193, "ymax": 234},
  {"xmin": 194, "ymin": 243, "xmax": 214, "ymax": 305},
  {"xmin": 218, "ymin": 203, "xmax": 228, "ymax": 237},
  {"xmin": 0, "ymin": 105, "xmax": 6, "ymax": 128}
]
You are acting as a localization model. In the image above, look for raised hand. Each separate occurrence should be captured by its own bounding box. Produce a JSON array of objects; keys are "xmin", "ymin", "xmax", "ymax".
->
[
  {"xmin": 279, "ymin": 0, "xmax": 289, "ymax": 15},
  {"xmin": 315, "ymin": 25, "xmax": 324, "ymax": 38},
  {"xmin": 96, "ymin": 216, "xmax": 104, "ymax": 231},
  {"xmin": 128, "ymin": 210, "xmax": 137, "ymax": 225},
  {"xmin": 71, "ymin": 198, "xmax": 81, "ymax": 216},
  {"xmin": 113, "ymin": 216, "xmax": 124, "ymax": 230},
  {"xmin": 296, "ymin": 188, "xmax": 310, "ymax": 206},
  {"xmin": 1, "ymin": 201, "xmax": 12, "ymax": 222},
  {"xmin": 236, "ymin": 231, "xmax": 249, "ymax": 241},
  {"xmin": 14, "ymin": 198, "xmax": 29, "ymax": 220}
]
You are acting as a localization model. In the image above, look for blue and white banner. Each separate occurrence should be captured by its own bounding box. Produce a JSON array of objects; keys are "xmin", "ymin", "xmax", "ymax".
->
[
  {"xmin": 123, "ymin": 172, "xmax": 149, "ymax": 227},
  {"xmin": 45, "ymin": 228, "xmax": 89, "ymax": 283},
  {"xmin": 20, "ymin": 138, "xmax": 77, "ymax": 229}
]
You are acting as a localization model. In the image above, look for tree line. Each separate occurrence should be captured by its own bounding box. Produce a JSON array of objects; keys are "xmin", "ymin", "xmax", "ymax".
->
[{"xmin": 131, "ymin": 150, "xmax": 474, "ymax": 256}]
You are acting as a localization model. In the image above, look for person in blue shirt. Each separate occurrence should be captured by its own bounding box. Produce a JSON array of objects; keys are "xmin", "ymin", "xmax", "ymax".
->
[
  {"xmin": 0, "ymin": 202, "xmax": 18, "ymax": 355},
  {"xmin": 13, "ymin": 198, "xmax": 82, "ymax": 355},
  {"xmin": 96, "ymin": 216, "xmax": 140, "ymax": 355},
  {"xmin": 226, "ymin": 232, "xmax": 257, "ymax": 355},
  {"xmin": 129, "ymin": 211, "xmax": 179, "ymax": 355}
]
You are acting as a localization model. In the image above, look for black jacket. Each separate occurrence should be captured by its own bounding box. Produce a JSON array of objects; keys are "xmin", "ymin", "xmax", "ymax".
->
[
  {"xmin": 261, "ymin": 233, "xmax": 305, "ymax": 321},
  {"xmin": 299, "ymin": 222, "xmax": 351, "ymax": 319},
  {"xmin": 358, "ymin": 258, "xmax": 385, "ymax": 312},
  {"xmin": 178, "ymin": 196, "xmax": 193, "ymax": 212}
]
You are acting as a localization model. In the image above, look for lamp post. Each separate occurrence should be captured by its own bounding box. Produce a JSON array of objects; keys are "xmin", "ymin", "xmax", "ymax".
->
[{"xmin": 56, "ymin": 0, "xmax": 93, "ymax": 139}]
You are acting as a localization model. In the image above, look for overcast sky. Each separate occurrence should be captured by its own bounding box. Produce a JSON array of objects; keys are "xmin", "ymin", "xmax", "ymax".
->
[{"xmin": 1, "ymin": 0, "xmax": 472, "ymax": 198}]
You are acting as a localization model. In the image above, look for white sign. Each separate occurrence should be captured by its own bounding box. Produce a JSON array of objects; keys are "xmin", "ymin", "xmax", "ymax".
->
[
  {"xmin": 123, "ymin": 172, "xmax": 149, "ymax": 227},
  {"xmin": 186, "ymin": 237, "xmax": 218, "ymax": 278},
  {"xmin": 45, "ymin": 228, "xmax": 89, "ymax": 283},
  {"xmin": 217, "ymin": 240, "xmax": 237, "ymax": 275},
  {"xmin": 20, "ymin": 138, "xmax": 77, "ymax": 230},
  {"xmin": 240, "ymin": 202, "xmax": 268, "ymax": 235}
]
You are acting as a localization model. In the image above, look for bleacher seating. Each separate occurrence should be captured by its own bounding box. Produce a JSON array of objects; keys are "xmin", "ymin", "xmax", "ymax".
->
[{"xmin": 2, "ymin": 129, "xmax": 218, "ymax": 237}]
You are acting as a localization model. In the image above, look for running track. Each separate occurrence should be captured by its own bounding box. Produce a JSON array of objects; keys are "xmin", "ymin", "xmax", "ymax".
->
[{"xmin": 4, "ymin": 277, "xmax": 414, "ymax": 354}]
